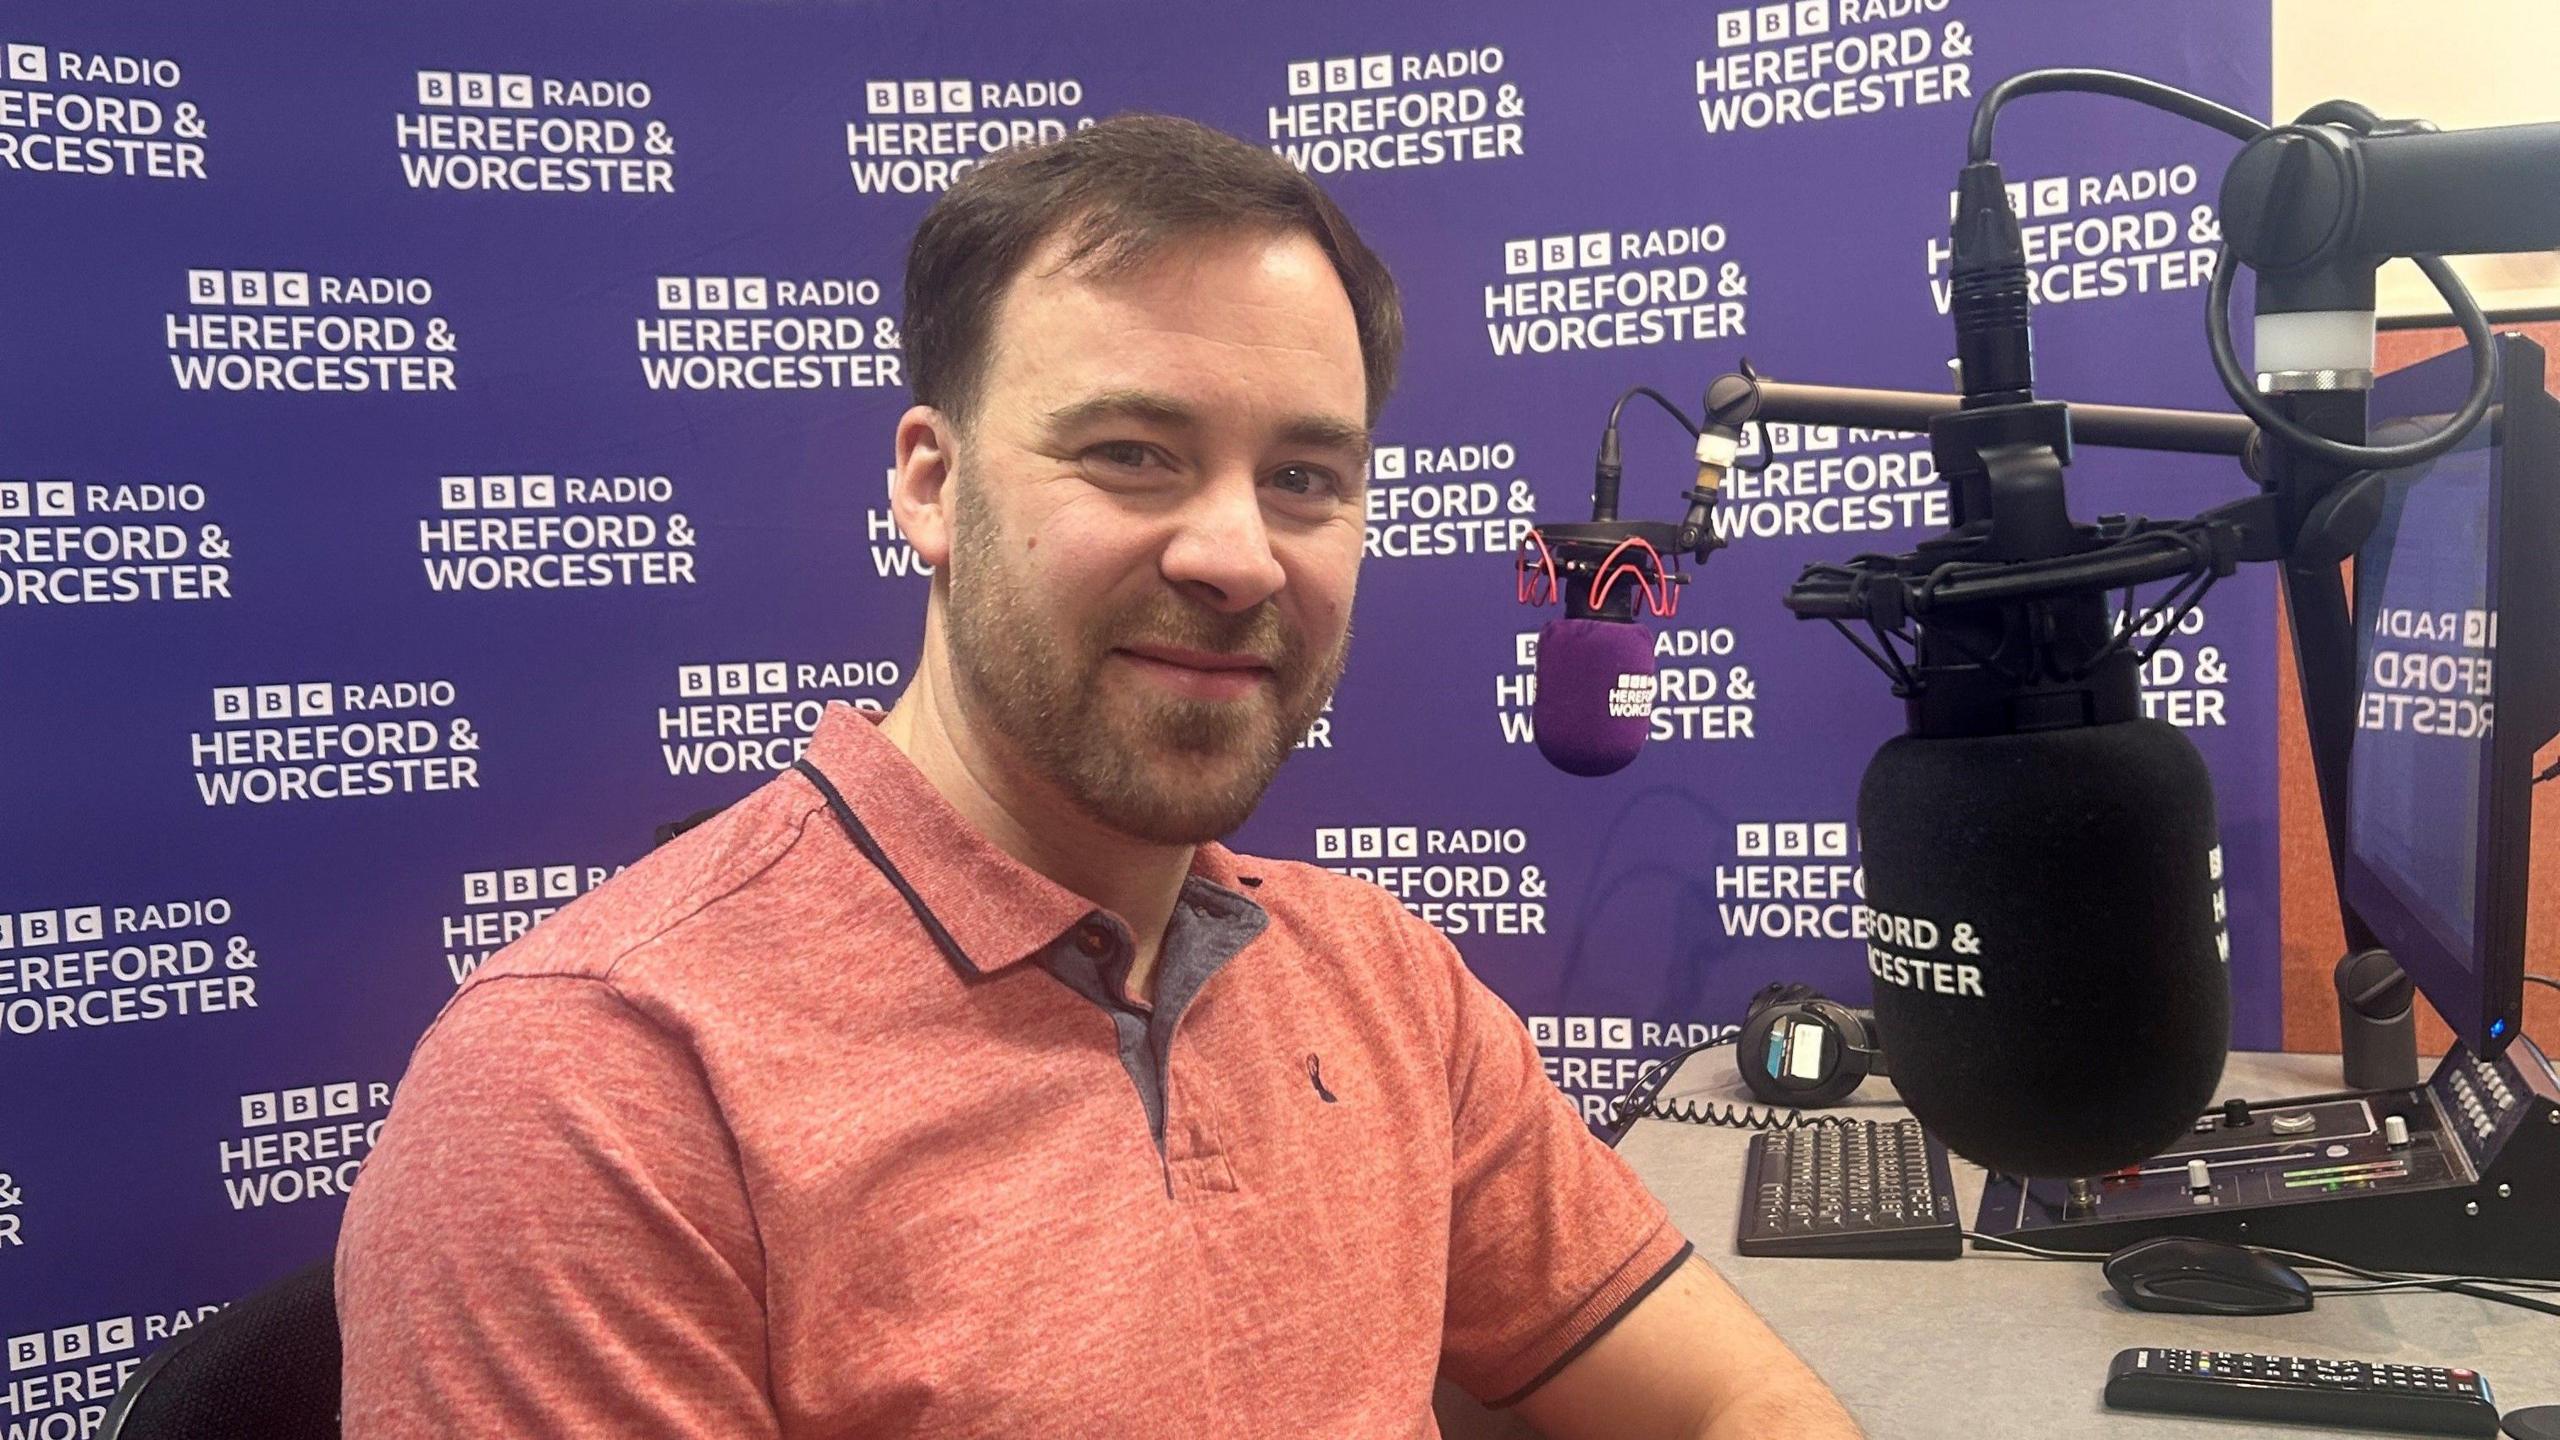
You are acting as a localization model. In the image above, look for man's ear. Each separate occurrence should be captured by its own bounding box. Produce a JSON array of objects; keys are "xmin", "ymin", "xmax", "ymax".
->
[{"xmin": 891, "ymin": 404, "xmax": 959, "ymax": 568}]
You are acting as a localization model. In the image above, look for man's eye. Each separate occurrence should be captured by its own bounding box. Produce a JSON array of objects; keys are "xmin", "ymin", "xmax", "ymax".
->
[
  {"xmin": 1267, "ymin": 465, "xmax": 1343, "ymax": 500},
  {"xmin": 1085, "ymin": 442, "xmax": 1159, "ymax": 471}
]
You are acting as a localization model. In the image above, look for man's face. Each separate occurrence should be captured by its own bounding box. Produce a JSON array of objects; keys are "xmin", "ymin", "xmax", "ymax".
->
[{"xmin": 931, "ymin": 226, "xmax": 1370, "ymax": 845}]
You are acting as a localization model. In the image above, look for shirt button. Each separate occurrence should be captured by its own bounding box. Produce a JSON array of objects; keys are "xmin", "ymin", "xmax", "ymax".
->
[{"xmin": 1075, "ymin": 922, "xmax": 1112, "ymax": 957}]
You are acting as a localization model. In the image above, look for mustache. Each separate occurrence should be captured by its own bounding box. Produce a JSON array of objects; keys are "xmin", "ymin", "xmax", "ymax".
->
[{"xmin": 1102, "ymin": 600, "xmax": 1295, "ymax": 670}]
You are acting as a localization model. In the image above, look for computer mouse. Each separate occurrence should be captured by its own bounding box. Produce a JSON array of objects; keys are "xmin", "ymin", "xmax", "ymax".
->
[
  {"xmin": 2498, "ymin": 1404, "xmax": 2560, "ymax": 1434},
  {"xmin": 2103, "ymin": 1236, "xmax": 2315, "ymax": 1316},
  {"xmin": 2504, "ymin": 1406, "xmax": 2560, "ymax": 1440}
]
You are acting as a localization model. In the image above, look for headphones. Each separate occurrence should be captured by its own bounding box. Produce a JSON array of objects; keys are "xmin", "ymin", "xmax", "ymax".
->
[{"xmin": 1735, "ymin": 981, "xmax": 1889, "ymax": 1107}]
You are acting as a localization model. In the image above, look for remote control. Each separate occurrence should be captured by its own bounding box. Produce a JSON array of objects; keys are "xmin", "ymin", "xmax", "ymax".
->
[{"xmin": 2105, "ymin": 1348, "xmax": 2498, "ymax": 1435}]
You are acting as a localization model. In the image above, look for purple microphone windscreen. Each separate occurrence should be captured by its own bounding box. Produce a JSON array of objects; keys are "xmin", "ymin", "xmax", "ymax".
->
[{"xmin": 1534, "ymin": 617, "xmax": 1656, "ymax": 776}]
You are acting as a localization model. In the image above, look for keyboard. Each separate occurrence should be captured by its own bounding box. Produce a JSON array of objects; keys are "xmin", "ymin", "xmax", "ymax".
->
[{"xmin": 1738, "ymin": 1118, "xmax": 1962, "ymax": 1258}]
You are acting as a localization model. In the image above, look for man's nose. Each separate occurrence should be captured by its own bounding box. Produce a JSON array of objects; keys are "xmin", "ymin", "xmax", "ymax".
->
[{"xmin": 1161, "ymin": 472, "xmax": 1286, "ymax": 614}]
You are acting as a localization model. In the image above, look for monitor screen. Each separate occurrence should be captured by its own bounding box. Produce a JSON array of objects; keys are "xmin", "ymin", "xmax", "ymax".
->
[{"xmin": 2343, "ymin": 342, "xmax": 2525, "ymax": 1051}]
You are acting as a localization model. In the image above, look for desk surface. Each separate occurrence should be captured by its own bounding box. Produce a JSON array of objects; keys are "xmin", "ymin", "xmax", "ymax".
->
[{"xmin": 1613, "ymin": 1049, "xmax": 2557, "ymax": 1437}]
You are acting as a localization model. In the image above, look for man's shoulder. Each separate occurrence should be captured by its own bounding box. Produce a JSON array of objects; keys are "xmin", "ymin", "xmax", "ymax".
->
[{"xmin": 462, "ymin": 767, "xmax": 833, "ymax": 994}]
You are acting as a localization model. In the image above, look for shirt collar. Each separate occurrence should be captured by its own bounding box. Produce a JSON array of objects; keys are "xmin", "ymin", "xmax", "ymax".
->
[{"xmin": 797, "ymin": 703, "xmax": 1258, "ymax": 976}]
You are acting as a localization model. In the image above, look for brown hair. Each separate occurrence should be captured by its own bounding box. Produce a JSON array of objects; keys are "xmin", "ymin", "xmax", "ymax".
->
[{"xmin": 902, "ymin": 114, "xmax": 1403, "ymax": 427}]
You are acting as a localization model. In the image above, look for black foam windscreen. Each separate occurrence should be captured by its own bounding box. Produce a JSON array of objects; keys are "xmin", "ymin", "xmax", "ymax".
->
[{"xmin": 1857, "ymin": 717, "xmax": 2230, "ymax": 1177}]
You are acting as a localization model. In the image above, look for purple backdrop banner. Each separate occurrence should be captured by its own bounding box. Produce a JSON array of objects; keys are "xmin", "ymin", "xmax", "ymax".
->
[{"xmin": 0, "ymin": 1, "xmax": 2270, "ymax": 1420}]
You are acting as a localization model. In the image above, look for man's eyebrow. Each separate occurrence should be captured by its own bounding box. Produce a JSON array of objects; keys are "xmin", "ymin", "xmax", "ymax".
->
[
  {"xmin": 1044, "ymin": 389, "xmax": 1199, "ymax": 434},
  {"xmin": 1044, "ymin": 389, "xmax": 1370, "ymax": 457},
  {"xmin": 1276, "ymin": 413, "xmax": 1371, "ymax": 457}
]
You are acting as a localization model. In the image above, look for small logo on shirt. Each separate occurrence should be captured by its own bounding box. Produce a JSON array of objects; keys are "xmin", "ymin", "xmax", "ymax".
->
[{"xmin": 1307, "ymin": 1052, "xmax": 1338, "ymax": 1103}]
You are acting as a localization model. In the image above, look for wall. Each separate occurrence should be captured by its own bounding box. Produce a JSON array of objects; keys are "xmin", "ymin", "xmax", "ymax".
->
[
  {"xmin": 2273, "ymin": 0, "xmax": 2560, "ymax": 321},
  {"xmin": 0, "ymin": 3, "xmax": 2271, "ymax": 1422}
]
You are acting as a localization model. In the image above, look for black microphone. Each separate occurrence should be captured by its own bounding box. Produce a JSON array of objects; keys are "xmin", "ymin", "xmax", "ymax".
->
[
  {"xmin": 1783, "ymin": 159, "xmax": 2233, "ymax": 1178},
  {"xmin": 1856, "ymin": 704, "xmax": 2230, "ymax": 1177}
]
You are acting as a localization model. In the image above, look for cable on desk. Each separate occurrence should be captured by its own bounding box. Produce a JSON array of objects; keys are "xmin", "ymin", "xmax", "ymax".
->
[
  {"xmin": 1961, "ymin": 1230, "xmax": 2560, "ymax": 1317},
  {"xmin": 1615, "ymin": 1093, "xmax": 1861, "ymax": 1132},
  {"xmin": 1603, "ymin": 1033, "xmax": 1855, "ymax": 1136}
]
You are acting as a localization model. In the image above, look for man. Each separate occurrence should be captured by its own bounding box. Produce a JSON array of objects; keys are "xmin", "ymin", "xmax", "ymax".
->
[{"xmin": 337, "ymin": 115, "xmax": 1860, "ymax": 1439}]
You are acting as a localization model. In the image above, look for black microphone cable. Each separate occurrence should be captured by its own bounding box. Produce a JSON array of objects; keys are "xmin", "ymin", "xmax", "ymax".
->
[
  {"xmin": 1962, "ymin": 1229, "xmax": 2560, "ymax": 1319},
  {"xmin": 1606, "ymin": 385, "xmax": 1701, "ymax": 439},
  {"xmin": 1590, "ymin": 385, "xmax": 1700, "ymax": 523},
  {"xmin": 1603, "ymin": 1032, "xmax": 1865, "ymax": 1139},
  {"xmin": 1966, "ymin": 67, "xmax": 2499, "ymax": 470},
  {"xmin": 1967, "ymin": 68, "xmax": 2268, "ymax": 162}
]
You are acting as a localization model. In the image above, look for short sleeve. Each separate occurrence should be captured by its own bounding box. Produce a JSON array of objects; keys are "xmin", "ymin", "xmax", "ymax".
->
[
  {"xmin": 335, "ymin": 976, "xmax": 780, "ymax": 1438},
  {"xmin": 1429, "ymin": 929, "xmax": 1692, "ymax": 1407}
]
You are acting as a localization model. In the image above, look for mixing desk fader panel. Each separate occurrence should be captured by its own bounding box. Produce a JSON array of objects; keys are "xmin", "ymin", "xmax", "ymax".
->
[{"xmin": 1975, "ymin": 1035, "xmax": 2560, "ymax": 1279}]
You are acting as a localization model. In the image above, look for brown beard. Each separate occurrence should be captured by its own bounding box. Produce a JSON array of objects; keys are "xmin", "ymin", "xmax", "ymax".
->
[{"xmin": 941, "ymin": 481, "xmax": 1349, "ymax": 844}]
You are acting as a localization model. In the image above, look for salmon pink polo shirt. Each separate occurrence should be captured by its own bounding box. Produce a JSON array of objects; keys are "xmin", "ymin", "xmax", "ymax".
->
[{"xmin": 336, "ymin": 702, "xmax": 1691, "ymax": 1437}]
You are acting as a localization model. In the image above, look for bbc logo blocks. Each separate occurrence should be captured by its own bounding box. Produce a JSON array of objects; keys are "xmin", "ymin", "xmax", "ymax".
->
[
  {"xmin": 0, "ymin": 480, "xmax": 78, "ymax": 518},
  {"xmin": 7, "ymin": 1317, "xmax": 138, "ymax": 1374},
  {"xmin": 1714, "ymin": 2, "xmax": 1830, "ymax": 48},
  {"xmin": 461, "ymin": 866, "xmax": 582, "ymax": 906},
  {"xmin": 186, "ymin": 269, "xmax": 312, "ymax": 307},
  {"xmin": 0, "ymin": 906, "xmax": 107, "ymax": 951},
  {"xmin": 440, "ymin": 474, "xmax": 559, "ymax": 510},
  {"xmin": 1503, "ymin": 232, "xmax": 1612, "ymax": 276},
  {"xmin": 654, "ymin": 276, "xmax": 772, "ymax": 311},
  {"xmin": 1525, "ymin": 1015, "xmax": 1636, "ymax": 1049},
  {"xmin": 1312, "ymin": 826, "xmax": 1420, "ymax": 861},
  {"xmin": 237, "ymin": 1082, "xmax": 362, "ymax": 1129},
  {"xmin": 211, "ymin": 683, "xmax": 336, "ymax": 723},
  {"xmin": 416, "ymin": 71, "xmax": 536, "ymax": 109},
  {"xmin": 1286, "ymin": 54, "xmax": 1394, "ymax": 96},
  {"xmin": 864, "ymin": 79, "xmax": 976, "ymax": 115},
  {"xmin": 1734, "ymin": 822, "xmax": 1852, "ymax": 859},
  {"xmin": 676, "ymin": 662, "xmax": 791, "ymax": 698}
]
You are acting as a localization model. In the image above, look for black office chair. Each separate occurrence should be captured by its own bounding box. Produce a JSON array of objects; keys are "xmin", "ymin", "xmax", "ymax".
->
[{"xmin": 97, "ymin": 1258, "xmax": 340, "ymax": 1439}]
